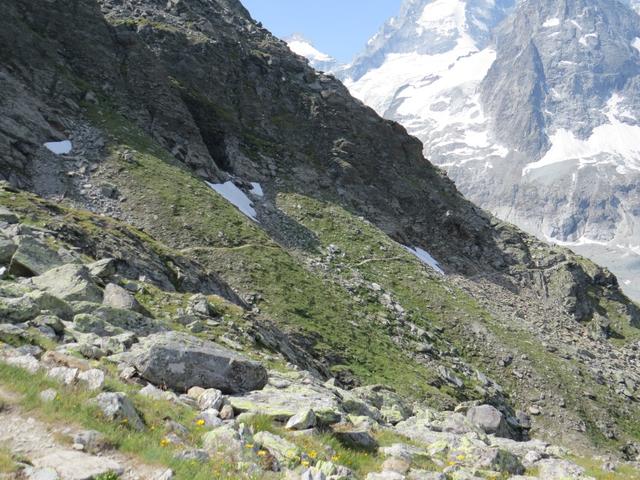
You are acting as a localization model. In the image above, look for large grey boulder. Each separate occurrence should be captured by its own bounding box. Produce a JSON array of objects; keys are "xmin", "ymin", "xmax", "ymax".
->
[
  {"xmin": 31, "ymin": 264, "xmax": 103, "ymax": 303},
  {"xmin": 9, "ymin": 236, "xmax": 65, "ymax": 276},
  {"xmin": 103, "ymin": 283, "xmax": 140, "ymax": 311},
  {"xmin": 130, "ymin": 332, "xmax": 268, "ymax": 393},
  {"xmin": 467, "ymin": 405, "xmax": 512, "ymax": 439}
]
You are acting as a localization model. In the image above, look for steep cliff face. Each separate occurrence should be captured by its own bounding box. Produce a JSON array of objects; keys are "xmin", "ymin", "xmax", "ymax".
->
[{"xmin": 2, "ymin": 0, "xmax": 640, "ymax": 460}]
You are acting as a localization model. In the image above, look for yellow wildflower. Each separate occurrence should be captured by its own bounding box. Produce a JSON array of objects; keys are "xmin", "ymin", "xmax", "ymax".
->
[
  {"xmin": 308, "ymin": 450, "xmax": 318, "ymax": 459},
  {"xmin": 331, "ymin": 455, "xmax": 340, "ymax": 462},
  {"xmin": 245, "ymin": 443, "xmax": 254, "ymax": 449},
  {"xmin": 447, "ymin": 461, "xmax": 456, "ymax": 466},
  {"xmin": 160, "ymin": 438, "xmax": 170, "ymax": 447},
  {"xmin": 196, "ymin": 419, "xmax": 205, "ymax": 426},
  {"xmin": 456, "ymin": 454, "xmax": 465, "ymax": 461},
  {"xmin": 257, "ymin": 450, "xmax": 267, "ymax": 457},
  {"xmin": 301, "ymin": 460, "xmax": 310, "ymax": 467}
]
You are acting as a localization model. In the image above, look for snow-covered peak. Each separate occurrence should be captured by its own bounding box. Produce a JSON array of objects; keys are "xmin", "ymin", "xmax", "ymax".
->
[
  {"xmin": 286, "ymin": 33, "xmax": 332, "ymax": 63},
  {"xmin": 284, "ymin": 33, "xmax": 341, "ymax": 72},
  {"xmin": 342, "ymin": 0, "xmax": 515, "ymax": 82}
]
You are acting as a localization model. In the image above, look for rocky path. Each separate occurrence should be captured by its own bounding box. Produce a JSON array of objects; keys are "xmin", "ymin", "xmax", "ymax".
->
[{"xmin": 0, "ymin": 388, "xmax": 168, "ymax": 480}]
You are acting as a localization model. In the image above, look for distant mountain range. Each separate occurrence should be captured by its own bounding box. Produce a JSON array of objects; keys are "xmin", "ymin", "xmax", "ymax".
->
[{"xmin": 288, "ymin": 0, "xmax": 640, "ymax": 299}]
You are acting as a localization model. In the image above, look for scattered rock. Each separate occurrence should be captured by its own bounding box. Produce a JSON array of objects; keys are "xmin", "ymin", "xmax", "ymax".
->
[
  {"xmin": 198, "ymin": 388, "xmax": 224, "ymax": 411},
  {"xmin": 39, "ymin": 388, "xmax": 58, "ymax": 402},
  {"xmin": 332, "ymin": 426, "xmax": 377, "ymax": 450},
  {"xmin": 103, "ymin": 283, "xmax": 141, "ymax": 311},
  {"xmin": 78, "ymin": 368, "xmax": 105, "ymax": 390},
  {"xmin": 47, "ymin": 366, "xmax": 79, "ymax": 385},
  {"xmin": 286, "ymin": 409, "xmax": 316, "ymax": 430},
  {"xmin": 254, "ymin": 431, "xmax": 301, "ymax": 464},
  {"xmin": 94, "ymin": 392, "xmax": 144, "ymax": 430},
  {"xmin": 467, "ymin": 405, "xmax": 513, "ymax": 439}
]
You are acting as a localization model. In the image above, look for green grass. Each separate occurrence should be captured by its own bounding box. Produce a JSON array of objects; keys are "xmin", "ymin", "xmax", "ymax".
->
[
  {"xmin": 569, "ymin": 455, "xmax": 640, "ymax": 480},
  {"xmin": 0, "ymin": 445, "xmax": 17, "ymax": 474},
  {"xmin": 83, "ymin": 103, "xmax": 458, "ymax": 404}
]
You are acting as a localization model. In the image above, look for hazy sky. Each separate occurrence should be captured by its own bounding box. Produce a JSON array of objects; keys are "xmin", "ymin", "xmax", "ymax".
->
[{"xmin": 241, "ymin": 0, "xmax": 402, "ymax": 62}]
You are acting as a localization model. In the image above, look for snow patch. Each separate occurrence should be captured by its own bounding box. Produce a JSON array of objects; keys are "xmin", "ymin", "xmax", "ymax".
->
[
  {"xmin": 0, "ymin": 267, "xmax": 5, "ymax": 277},
  {"xmin": 633, "ymin": 37, "xmax": 640, "ymax": 53},
  {"xmin": 44, "ymin": 140, "xmax": 72, "ymax": 155},
  {"xmin": 250, "ymin": 182, "xmax": 264, "ymax": 197},
  {"xmin": 544, "ymin": 234, "xmax": 609, "ymax": 248},
  {"xmin": 403, "ymin": 245, "xmax": 445, "ymax": 275},
  {"xmin": 206, "ymin": 181, "xmax": 258, "ymax": 222},
  {"xmin": 523, "ymin": 94, "xmax": 640, "ymax": 175},
  {"xmin": 542, "ymin": 18, "xmax": 560, "ymax": 28}
]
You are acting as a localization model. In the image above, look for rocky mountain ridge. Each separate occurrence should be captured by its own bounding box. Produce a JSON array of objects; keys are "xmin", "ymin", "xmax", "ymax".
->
[
  {"xmin": 342, "ymin": 0, "xmax": 640, "ymax": 300},
  {"xmin": 1, "ymin": 0, "xmax": 640, "ymax": 478}
]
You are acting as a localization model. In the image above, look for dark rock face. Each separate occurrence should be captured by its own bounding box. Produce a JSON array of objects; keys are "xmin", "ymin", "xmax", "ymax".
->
[{"xmin": 131, "ymin": 332, "xmax": 268, "ymax": 393}]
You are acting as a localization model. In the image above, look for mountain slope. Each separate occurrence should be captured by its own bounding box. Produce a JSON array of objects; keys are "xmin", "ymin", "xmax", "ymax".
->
[
  {"xmin": 344, "ymin": 0, "xmax": 640, "ymax": 300},
  {"xmin": 1, "ymin": 0, "xmax": 640, "ymax": 471}
]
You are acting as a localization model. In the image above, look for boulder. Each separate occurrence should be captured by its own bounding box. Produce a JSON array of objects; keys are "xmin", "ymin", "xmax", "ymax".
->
[
  {"xmin": 103, "ymin": 283, "xmax": 140, "ymax": 311},
  {"xmin": 198, "ymin": 409, "xmax": 223, "ymax": 427},
  {"xmin": 350, "ymin": 385, "xmax": 412, "ymax": 424},
  {"xmin": 5, "ymin": 354, "xmax": 41, "ymax": 373},
  {"xmin": 130, "ymin": 332, "xmax": 268, "ymax": 393},
  {"xmin": 0, "ymin": 232, "xmax": 16, "ymax": 265},
  {"xmin": 228, "ymin": 382, "xmax": 341, "ymax": 423},
  {"xmin": 92, "ymin": 306, "xmax": 159, "ymax": 334},
  {"xmin": 286, "ymin": 409, "xmax": 316, "ymax": 430},
  {"xmin": 31, "ymin": 264, "xmax": 102, "ymax": 303},
  {"xmin": 33, "ymin": 450, "xmax": 123, "ymax": 480},
  {"xmin": 32, "ymin": 314, "xmax": 65, "ymax": 335},
  {"xmin": 332, "ymin": 427, "xmax": 377, "ymax": 450},
  {"xmin": 202, "ymin": 424, "xmax": 242, "ymax": 452},
  {"xmin": 467, "ymin": 405, "xmax": 512, "ymax": 438},
  {"xmin": 0, "ymin": 295, "xmax": 40, "ymax": 322},
  {"xmin": 472, "ymin": 447, "xmax": 524, "ymax": 474},
  {"xmin": 188, "ymin": 293, "xmax": 211, "ymax": 316},
  {"xmin": 0, "ymin": 206, "xmax": 18, "ymax": 224},
  {"xmin": 536, "ymin": 459, "xmax": 592, "ymax": 479},
  {"xmin": 9, "ymin": 236, "xmax": 65, "ymax": 276},
  {"xmin": 87, "ymin": 258, "xmax": 116, "ymax": 284},
  {"xmin": 175, "ymin": 449, "xmax": 210, "ymax": 462},
  {"xmin": 94, "ymin": 392, "xmax": 144, "ymax": 430},
  {"xmin": 198, "ymin": 388, "xmax": 224, "ymax": 410},
  {"xmin": 47, "ymin": 366, "xmax": 79, "ymax": 385},
  {"xmin": 254, "ymin": 431, "xmax": 301, "ymax": 464},
  {"xmin": 78, "ymin": 368, "xmax": 105, "ymax": 390},
  {"xmin": 27, "ymin": 291, "xmax": 73, "ymax": 320}
]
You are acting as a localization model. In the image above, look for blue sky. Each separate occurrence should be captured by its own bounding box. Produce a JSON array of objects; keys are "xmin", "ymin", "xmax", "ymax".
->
[{"xmin": 241, "ymin": 0, "xmax": 403, "ymax": 63}]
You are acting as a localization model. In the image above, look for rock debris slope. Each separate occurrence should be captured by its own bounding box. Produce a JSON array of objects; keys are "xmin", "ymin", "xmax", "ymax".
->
[
  {"xmin": 0, "ymin": 0, "xmax": 640, "ymax": 478},
  {"xmin": 343, "ymin": 0, "xmax": 640, "ymax": 300}
]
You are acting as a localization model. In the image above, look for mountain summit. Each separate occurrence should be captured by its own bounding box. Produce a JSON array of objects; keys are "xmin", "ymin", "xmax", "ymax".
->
[
  {"xmin": 285, "ymin": 33, "xmax": 341, "ymax": 72},
  {"xmin": 343, "ymin": 0, "xmax": 640, "ymax": 299}
]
